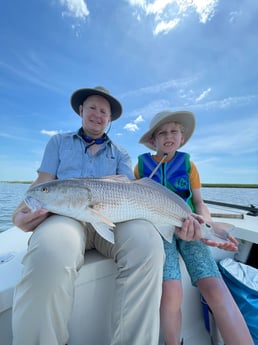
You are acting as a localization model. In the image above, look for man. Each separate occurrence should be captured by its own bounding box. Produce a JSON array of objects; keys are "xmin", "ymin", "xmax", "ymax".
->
[{"xmin": 12, "ymin": 86, "xmax": 202, "ymax": 345}]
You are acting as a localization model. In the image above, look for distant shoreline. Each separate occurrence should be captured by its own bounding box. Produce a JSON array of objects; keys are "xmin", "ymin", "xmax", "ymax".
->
[
  {"xmin": 0, "ymin": 181, "xmax": 33, "ymax": 184},
  {"xmin": 0, "ymin": 181, "xmax": 257, "ymax": 188},
  {"xmin": 201, "ymin": 183, "xmax": 258, "ymax": 188}
]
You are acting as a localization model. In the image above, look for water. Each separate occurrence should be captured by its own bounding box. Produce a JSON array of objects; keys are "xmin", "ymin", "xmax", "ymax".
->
[
  {"xmin": 201, "ymin": 187, "xmax": 258, "ymax": 207},
  {"xmin": 0, "ymin": 183, "xmax": 29, "ymax": 232},
  {"xmin": 0, "ymin": 183, "xmax": 257, "ymax": 232}
]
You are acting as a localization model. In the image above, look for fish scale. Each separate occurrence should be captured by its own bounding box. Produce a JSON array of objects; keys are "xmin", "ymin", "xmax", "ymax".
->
[{"xmin": 87, "ymin": 179, "xmax": 187, "ymax": 226}]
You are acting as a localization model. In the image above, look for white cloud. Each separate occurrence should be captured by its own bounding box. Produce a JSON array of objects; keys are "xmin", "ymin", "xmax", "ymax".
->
[
  {"xmin": 124, "ymin": 115, "xmax": 145, "ymax": 132},
  {"xmin": 192, "ymin": 94, "xmax": 257, "ymax": 110},
  {"xmin": 124, "ymin": 123, "xmax": 140, "ymax": 132},
  {"xmin": 0, "ymin": 132, "xmax": 40, "ymax": 143},
  {"xmin": 59, "ymin": 0, "xmax": 89, "ymax": 19},
  {"xmin": 41, "ymin": 129, "xmax": 59, "ymax": 136},
  {"xmin": 0, "ymin": 132, "xmax": 15, "ymax": 139},
  {"xmin": 128, "ymin": 0, "xmax": 146, "ymax": 6},
  {"xmin": 0, "ymin": 59, "xmax": 61, "ymax": 92},
  {"xmin": 145, "ymin": 0, "xmax": 173, "ymax": 15},
  {"xmin": 196, "ymin": 87, "xmax": 211, "ymax": 102},
  {"xmin": 192, "ymin": 0, "xmax": 218, "ymax": 24},
  {"xmin": 134, "ymin": 115, "xmax": 144, "ymax": 123},
  {"xmin": 127, "ymin": 0, "xmax": 219, "ymax": 34},
  {"xmin": 228, "ymin": 11, "xmax": 242, "ymax": 24},
  {"xmin": 121, "ymin": 76, "xmax": 198, "ymax": 98},
  {"xmin": 154, "ymin": 18, "xmax": 180, "ymax": 35}
]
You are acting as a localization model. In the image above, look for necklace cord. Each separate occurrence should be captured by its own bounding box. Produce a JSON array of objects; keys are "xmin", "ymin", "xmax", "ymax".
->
[{"xmin": 148, "ymin": 153, "xmax": 168, "ymax": 179}]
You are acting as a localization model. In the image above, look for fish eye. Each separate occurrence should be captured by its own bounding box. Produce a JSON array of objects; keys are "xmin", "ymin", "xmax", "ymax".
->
[{"xmin": 41, "ymin": 187, "xmax": 48, "ymax": 193}]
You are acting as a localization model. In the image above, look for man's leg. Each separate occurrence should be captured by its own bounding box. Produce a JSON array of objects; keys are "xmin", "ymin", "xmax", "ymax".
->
[
  {"xmin": 12, "ymin": 215, "xmax": 86, "ymax": 345},
  {"xmin": 107, "ymin": 220, "xmax": 164, "ymax": 345}
]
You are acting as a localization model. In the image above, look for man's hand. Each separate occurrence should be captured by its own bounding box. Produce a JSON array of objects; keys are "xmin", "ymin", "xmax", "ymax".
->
[
  {"xmin": 13, "ymin": 204, "xmax": 49, "ymax": 232},
  {"xmin": 12, "ymin": 172, "xmax": 56, "ymax": 232}
]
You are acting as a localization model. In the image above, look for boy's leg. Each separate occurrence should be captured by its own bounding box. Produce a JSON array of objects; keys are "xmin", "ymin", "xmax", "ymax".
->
[
  {"xmin": 161, "ymin": 236, "xmax": 182, "ymax": 345},
  {"xmin": 198, "ymin": 277, "xmax": 254, "ymax": 345},
  {"xmin": 161, "ymin": 280, "xmax": 182, "ymax": 345},
  {"xmin": 178, "ymin": 239, "xmax": 254, "ymax": 345}
]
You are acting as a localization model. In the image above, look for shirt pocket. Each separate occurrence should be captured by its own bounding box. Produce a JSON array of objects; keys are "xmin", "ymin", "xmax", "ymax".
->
[
  {"xmin": 94, "ymin": 154, "xmax": 118, "ymax": 177},
  {"xmin": 58, "ymin": 141, "xmax": 84, "ymax": 178}
]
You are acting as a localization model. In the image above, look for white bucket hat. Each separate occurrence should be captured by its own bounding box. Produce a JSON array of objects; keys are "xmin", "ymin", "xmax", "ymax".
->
[{"xmin": 139, "ymin": 110, "xmax": 196, "ymax": 150}]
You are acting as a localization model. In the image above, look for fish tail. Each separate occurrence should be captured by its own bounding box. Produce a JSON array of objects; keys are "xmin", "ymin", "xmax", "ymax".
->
[{"xmin": 201, "ymin": 221, "xmax": 234, "ymax": 242}]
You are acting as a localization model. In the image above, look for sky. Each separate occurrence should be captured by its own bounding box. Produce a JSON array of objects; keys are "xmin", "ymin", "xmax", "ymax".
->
[{"xmin": 1, "ymin": 0, "xmax": 258, "ymax": 184}]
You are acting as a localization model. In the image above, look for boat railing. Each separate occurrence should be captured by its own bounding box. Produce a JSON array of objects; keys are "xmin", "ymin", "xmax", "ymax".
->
[{"xmin": 204, "ymin": 200, "xmax": 258, "ymax": 217}]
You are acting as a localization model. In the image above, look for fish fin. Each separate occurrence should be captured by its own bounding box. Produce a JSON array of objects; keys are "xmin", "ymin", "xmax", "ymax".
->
[
  {"xmin": 135, "ymin": 178, "xmax": 192, "ymax": 213},
  {"xmin": 89, "ymin": 207, "xmax": 115, "ymax": 228},
  {"xmin": 100, "ymin": 175, "xmax": 131, "ymax": 182},
  {"xmin": 153, "ymin": 224, "xmax": 174, "ymax": 243},
  {"xmin": 92, "ymin": 222, "xmax": 115, "ymax": 244}
]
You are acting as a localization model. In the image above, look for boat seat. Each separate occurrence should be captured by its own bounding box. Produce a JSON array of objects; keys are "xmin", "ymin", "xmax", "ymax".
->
[{"xmin": 0, "ymin": 227, "xmax": 117, "ymax": 345}]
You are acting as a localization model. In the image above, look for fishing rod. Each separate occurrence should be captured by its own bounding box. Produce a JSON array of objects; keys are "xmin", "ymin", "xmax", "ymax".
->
[{"xmin": 204, "ymin": 200, "xmax": 258, "ymax": 217}]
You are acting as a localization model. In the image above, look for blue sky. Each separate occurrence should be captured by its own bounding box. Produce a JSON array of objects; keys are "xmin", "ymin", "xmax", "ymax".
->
[{"xmin": 1, "ymin": 0, "xmax": 258, "ymax": 183}]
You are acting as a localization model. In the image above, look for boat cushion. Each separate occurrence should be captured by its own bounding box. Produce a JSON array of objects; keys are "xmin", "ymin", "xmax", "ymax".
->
[{"xmin": 219, "ymin": 258, "xmax": 258, "ymax": 344}]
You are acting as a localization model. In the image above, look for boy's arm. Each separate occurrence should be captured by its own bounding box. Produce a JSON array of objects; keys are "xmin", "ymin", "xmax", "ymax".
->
[
  {"xmin": 134, "ymin": 164, "xmax": 140, "ymax": 179},
  {"xmin": 191, "ymin": 188, "xmax": 238, "ymax": 251},
  {"xmin": 191, "ymin": 188, "xmax": 212, "ymax": 221}
]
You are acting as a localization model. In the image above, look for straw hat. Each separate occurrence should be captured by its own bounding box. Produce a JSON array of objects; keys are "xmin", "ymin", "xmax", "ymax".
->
[
  {"xmin": 139, "ymin": 110, "xmax": 196, "ymax": 150},
  {"xmin": 70, "ymin": 86, "xmax": 122, "ymax": 121}
]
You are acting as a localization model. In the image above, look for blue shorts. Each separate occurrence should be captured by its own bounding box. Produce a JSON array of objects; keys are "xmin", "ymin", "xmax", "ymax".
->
[{"xmin": 163, "ymin": 235, "xmax": 221, "ymax": 286}]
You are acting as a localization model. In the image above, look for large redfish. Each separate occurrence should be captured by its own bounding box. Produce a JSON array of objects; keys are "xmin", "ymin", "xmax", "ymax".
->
[{"xmin": 24, "ymin": 176, "xmax": 233, "ymax": 243}]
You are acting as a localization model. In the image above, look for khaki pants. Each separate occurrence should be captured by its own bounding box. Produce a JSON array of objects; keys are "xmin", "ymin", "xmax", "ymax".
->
[{"xmin": 12, "ymin": 215, "xmax": 164, "ymax": 345}]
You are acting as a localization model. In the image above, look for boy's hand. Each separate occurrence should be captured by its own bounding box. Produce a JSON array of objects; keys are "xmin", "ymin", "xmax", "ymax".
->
[
  {"xmin": 201, "ymin": 235, "xmax": 238, "ymax": 252},
  {"xmin": 175, "ymin": 214, "xmax": 239, "ymax": 251},
  {"xmin": 175, "ymin": 215, "xmax": 202, "ymax": 241}
]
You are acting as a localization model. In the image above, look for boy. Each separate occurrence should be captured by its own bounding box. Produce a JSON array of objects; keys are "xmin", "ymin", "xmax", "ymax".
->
[{"xmin": 135, "ymin": 110, "xmax": 254, "ymax": 345}]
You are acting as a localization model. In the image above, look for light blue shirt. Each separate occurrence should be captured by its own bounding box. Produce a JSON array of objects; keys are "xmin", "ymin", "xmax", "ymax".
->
[{"xmin": 38, "ymin": 129, "xmax": 134, "ymax": 179}]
